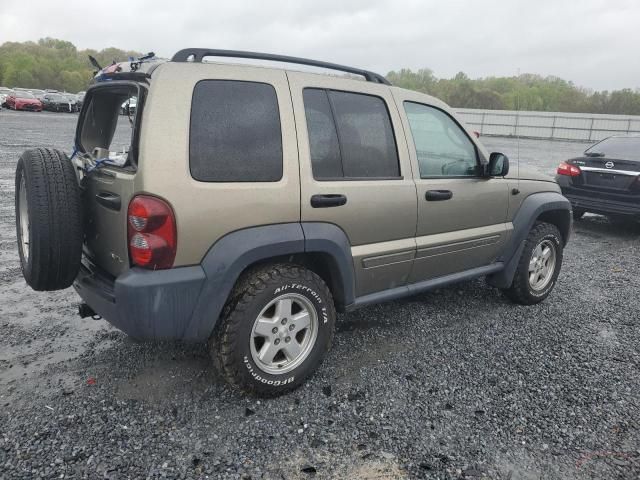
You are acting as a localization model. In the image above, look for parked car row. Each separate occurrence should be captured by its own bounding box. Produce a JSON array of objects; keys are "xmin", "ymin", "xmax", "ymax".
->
[{"xmin": 0, "ymin": 86, "xmax": 85, "ymax": 112}]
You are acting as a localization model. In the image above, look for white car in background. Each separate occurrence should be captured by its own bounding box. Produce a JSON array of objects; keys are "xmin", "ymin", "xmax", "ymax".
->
[
  {"xmin": 0, "ymin": 87, "xmax": 14, "ymax": 107},
  {"xmin": 121, "ymin": 97, "xmax": 137, "ymax": 115}
]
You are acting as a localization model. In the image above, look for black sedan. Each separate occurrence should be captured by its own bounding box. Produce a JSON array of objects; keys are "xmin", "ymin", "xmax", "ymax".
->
[
  {"xmin": 41, "ymin": 93, "xmax": 74, "ymax": 112},
  {"xmin": 556, "ymin": 135, "xmax": 640, "ymax": 222}
]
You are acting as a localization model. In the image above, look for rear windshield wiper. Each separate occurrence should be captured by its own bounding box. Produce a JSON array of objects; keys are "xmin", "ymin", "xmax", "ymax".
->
[{"xmin": 584, "ymin": 151, "xmax": 605, "ymax": 157}]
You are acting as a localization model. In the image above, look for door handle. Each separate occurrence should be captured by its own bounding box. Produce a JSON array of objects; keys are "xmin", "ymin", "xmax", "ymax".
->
[
  {"xmin": 425, "ymin": 190, "xmax": 453, "ymax": 201},
  {"xmin": 310, "ymin": 194, "xmax": 347, "ymax": 208},
  {"xmin": 95, "ymin": 191, "xmax": 121, "ymax": 211}
]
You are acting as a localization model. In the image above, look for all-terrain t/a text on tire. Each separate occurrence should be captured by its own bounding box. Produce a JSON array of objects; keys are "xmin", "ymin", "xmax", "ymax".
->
[{"xmin": 211, "ymin": 264, "xmax": 336, "ymax": 396}]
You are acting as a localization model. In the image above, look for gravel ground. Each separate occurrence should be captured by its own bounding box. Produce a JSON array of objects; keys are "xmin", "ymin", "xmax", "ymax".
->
[{"xmin": 0, "ymin": 109, "xmax": 639, "ymax": 479}]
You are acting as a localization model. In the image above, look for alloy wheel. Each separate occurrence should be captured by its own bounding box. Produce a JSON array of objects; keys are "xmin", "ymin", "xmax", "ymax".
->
[{"xmin": 249, "ymin": 293, "xmax": 318, "ymax": 375}]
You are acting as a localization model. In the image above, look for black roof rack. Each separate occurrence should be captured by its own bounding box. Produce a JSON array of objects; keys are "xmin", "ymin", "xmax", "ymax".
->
[{"xmin": 171, "ymin": 48, "xmax": 391, "ymax": 85}]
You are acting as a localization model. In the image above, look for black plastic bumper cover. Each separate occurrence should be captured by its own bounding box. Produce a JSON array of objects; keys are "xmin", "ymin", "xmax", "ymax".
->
[
  {"xmin": 74, "ymin": 262, "xmax": 206, "ymax": 341},
  {"xmin": 564, "ymin": 193, "xmax": 640, "ymax": 217}
]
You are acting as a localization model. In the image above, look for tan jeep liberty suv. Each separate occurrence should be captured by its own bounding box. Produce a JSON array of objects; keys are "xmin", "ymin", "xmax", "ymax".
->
[{"xmin": 14, "ymin": 49, "xmax": 571, "ymax": 396}]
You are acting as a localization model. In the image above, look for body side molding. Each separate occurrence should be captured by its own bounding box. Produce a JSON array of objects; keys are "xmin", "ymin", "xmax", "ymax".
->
[{"xmin": 348, "ymin": 263, "xmax": 504, "ymax": 310}]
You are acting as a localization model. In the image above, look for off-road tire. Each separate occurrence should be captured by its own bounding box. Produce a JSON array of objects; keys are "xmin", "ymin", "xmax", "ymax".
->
[
  {"xmin": 211, "ymin": 263, "xmax": 336, "ymax": 396},
  {"xmin": 501, "ymin": 222, "xmax": 563, "ymax": 305},
  {"xmin": 15, "ymin": 148, "xmax": 83, "ymax": 291}
]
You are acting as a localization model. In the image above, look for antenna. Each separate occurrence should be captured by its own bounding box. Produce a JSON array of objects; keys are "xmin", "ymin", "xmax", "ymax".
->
[{"xmin": 516, "ymin": 68, "xmax": 521, "ymax": 191}]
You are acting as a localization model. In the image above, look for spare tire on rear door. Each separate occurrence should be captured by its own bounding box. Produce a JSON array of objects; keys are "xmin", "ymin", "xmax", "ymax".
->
[{"xmin": 15, "ymin": 148, "xmax": 83, "ymax": 291}]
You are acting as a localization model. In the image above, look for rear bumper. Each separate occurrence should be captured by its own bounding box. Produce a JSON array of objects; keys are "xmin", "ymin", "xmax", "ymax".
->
[
  {"xmin": 74, "ymin": 259, "xmax": 206, "ymax": 341},
  {"xmin": 562, "ymin": 190, "xmax": 640, "ymax": 217}
]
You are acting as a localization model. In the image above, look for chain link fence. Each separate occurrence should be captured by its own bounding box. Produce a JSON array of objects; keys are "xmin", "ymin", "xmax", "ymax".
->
[{"xmin": 456, "ymin": 108, "xmax": 640, "ymax": 142}]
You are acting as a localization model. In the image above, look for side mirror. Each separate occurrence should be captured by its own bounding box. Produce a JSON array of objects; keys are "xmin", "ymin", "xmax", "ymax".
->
[{"xmin": 487, "ymin": 152, "xmax": 509, "ymax": 177}]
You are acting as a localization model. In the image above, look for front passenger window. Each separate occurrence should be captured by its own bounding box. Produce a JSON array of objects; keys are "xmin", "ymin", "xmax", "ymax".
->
[{"xmin": 404, "ymin": 102, "xmax": 478, "ymax": 178}]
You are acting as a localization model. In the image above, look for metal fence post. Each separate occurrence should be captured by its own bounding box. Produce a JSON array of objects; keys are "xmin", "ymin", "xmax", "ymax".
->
[
  {"xmin": 588, "ymin": 117, "xmax": 594, "ymax": 142},
  {"xmin": 551, "ymin": 115, "xmax": 557, "ymax": 140},
  {"xmin": 481, "ymin": 111, "xmax": 486, "ymax": 135}
]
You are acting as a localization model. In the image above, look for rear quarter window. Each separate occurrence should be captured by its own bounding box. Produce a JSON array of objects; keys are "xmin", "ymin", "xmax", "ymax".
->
[{"xmin": 189, "ymin": 80, "xmax": 283, "ymax": 182}]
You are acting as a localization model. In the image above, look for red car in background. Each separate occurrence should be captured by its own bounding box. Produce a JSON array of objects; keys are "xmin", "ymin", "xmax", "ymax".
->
[{"xmin": 5, "ymin": 91, "xmax": 43, "ymax": 111}]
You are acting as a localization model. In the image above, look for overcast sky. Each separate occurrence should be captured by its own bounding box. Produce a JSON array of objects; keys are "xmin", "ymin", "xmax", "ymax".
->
[{"xmin": 1, "ymin": 0, "xmax": 638, "ymax": 91}]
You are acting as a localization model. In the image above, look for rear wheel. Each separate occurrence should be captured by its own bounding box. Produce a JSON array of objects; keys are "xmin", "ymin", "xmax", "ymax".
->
[
  {"xmin": 501, "ymin": 222, "xmax": 563, "ymax": 305},
  {"xmin": 211, "ymin": 264, "xmax": 336, "ymax": 396},
  {"xmin": 15, "ymin": 148, "xmax": 83, "ymax": 291}
]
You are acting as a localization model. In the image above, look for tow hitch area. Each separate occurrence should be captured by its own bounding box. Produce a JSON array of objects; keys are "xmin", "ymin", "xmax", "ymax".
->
[{"xmin": 78, "ymin": 303, "xmax": 101, "ymax": 320}]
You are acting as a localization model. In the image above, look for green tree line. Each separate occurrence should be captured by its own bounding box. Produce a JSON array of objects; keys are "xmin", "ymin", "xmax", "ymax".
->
[
  {"xmin": 387, "ymin": 69, "xmax": 640, "ymax": 115},
  {"xmin": 0, "ymin": 38, "xmax": 141, "ymax": 93},
  {"xmin": 2, "ymin": 39, "xmax": 639, "ymax": 114}
]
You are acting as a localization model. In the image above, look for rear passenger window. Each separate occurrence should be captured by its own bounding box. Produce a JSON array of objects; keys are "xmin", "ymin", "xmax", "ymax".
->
[
  {"xmin": 303, "ymin": 88, "xmax": 400, "ymax": 180},
  {"xmin": 190, "ymin": 80, "xmax": 283, "ymax": 182},
  {"xmin": 303, "ymin": 89, "xmax": 343, "ymax": 178}
]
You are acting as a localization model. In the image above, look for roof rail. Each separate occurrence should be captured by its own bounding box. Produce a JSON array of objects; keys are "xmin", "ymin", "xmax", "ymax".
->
[{"xmin": 171, "ymin": 48, "xmax": 391, "ymax": 85}]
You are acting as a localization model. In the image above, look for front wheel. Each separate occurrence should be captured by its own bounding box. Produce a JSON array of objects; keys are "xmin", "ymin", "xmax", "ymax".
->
[
  {"xmin": 501, "ymin": 222, "xmax": 563, "ymax": 305},
  {"xmin": 211, "ymin": 264, "xmax": 336, "ymax": 396}
]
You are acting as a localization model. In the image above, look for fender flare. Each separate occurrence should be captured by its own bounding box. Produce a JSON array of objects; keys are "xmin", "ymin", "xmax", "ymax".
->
[
  {"xmin": 487, "ymin": 191, "xmax": 571, "ymax": 289},
  {"xmin": 183, "ymin": 222, "xmax": 355, "ymax": 341},
  {"xmin": 301, "ymin": 222, "xmax": 356, "ymax": 310}
]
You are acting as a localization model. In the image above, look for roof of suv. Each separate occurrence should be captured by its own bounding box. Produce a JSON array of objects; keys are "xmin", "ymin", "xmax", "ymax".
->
[
  {"xmin": 171, "ymin": 48, "xmax": 390, "ymax": 85},
  {"xmin": 92, "ymin": 48, "xmax": 392, "ymax": 86}
]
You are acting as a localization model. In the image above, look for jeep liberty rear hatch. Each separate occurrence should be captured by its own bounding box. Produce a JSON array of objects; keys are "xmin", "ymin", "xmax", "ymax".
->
[{"xmin": 74, "ymin": 81, "xmax": 145, "ymax": 277}]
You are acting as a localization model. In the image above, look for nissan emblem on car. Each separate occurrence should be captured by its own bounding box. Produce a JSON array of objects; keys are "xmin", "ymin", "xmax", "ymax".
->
[{"xmin": 605, "ymin": 161, "xmax": 615, "ymax": 168}]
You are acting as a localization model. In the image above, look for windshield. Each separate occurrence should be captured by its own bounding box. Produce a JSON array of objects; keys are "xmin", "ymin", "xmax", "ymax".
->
[
  {"xmin": 46, "ymin": 94, "xmax": 65, "ymax": 101},
  {"xmin": 15, "ymin": 92, "xmax": 35, "ymax": 99},
  {"xmin": 585, "ymin": 136, "xmax": 640, "ymax": 161}
]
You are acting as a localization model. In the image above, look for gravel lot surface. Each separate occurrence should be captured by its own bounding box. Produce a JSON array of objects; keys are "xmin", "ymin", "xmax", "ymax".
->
[{"xmin": 0, "ymin": 109, "xmax": 639, "ymax": 479}]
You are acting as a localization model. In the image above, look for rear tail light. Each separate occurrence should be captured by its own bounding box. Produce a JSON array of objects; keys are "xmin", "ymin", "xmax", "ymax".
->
[
  {"xmin": 557, "ymin": 162, "xmax": 581, "ymax": 177},
  {"xmin": 127, "ymin": 195, "xmax": 177, "ymax": 269}
]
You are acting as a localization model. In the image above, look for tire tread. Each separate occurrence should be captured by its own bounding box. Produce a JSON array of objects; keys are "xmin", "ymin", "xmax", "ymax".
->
[
  {"xmin": 15, "ymin": 148, "xmax": 83, "ymax": 291},
  {"xmin": 502, "ymin": 221, "xmax": 563, "ymax": 305},
  {"xmin": 211, "ymin": 263, "xmax": 335, "ymax": 396}
]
